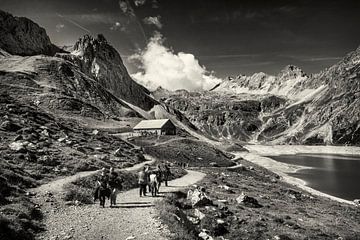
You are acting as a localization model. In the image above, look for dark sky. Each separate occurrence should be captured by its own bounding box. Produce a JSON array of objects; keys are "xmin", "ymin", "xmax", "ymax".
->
[{"xmin": 1, "ymin": 0, "xmax": 359, "ymax": 77}]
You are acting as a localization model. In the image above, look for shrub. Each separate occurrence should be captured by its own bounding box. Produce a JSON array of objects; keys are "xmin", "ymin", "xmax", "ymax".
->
[{"xmin": 63, "ymin": 183, "xmax": 94, "ymax": 204}]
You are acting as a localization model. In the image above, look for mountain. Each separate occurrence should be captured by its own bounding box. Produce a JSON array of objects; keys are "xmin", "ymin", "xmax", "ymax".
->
[
  {"xmin": 57, "ymin": 34, "xmax": 157, "ymax": 111},
  {"xmin": 0, "ymin": 10, "xmax": 62, "ymax": 56},
  {"xmin": 157, "ymin": 47, "xmax": 360, "ymax": 145},
  {"xmin": 212, "ymin": 65, "xmax": 312, "ymax": 99},
  {"xmin": 0, "ymin": 10, "xmax": 197, "ymax": 134}
]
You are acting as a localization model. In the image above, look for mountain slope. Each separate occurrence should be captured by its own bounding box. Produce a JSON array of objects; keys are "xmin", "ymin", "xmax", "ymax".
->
[
  {"xmin": 158, "ymin": 47, "xmax": 360, "ymax": 145},
  {"xmin": 0, "ymin": 10, "xmax": 62, "ymax": 56},
  {"xmin": 58, "ymin": 34, "xmax": 157, "ymax": 111}
]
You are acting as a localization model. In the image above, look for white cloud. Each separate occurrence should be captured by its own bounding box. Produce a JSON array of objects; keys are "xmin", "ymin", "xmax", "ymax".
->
[
  {"xmin": 130, "ymin": 32, "xmax": 222, "ymax": 91},
  {"xmin": 55, "ymin": 23, "xmax": 65, "ymax": 32},
  {"xmin": 143, "ymin": 16, "xmax": 162, "ymax": 29}
]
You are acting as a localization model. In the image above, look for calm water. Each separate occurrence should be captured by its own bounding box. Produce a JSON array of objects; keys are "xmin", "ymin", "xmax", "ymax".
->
[{"xmin": 268, "ymin": 154, "xmax": 360, "ymax": 201}]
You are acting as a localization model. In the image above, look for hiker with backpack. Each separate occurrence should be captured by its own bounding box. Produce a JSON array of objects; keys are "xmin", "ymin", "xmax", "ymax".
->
[
  {"xmin": 155, "ymin": 165, "xmax": 162, "ymax": 194},
  {"xmin": 108, "ymin": 167, "xmax": 122, "ymax": 207},
  {"xmin": 138, "ymin": 166, "xmax": 148, "ymax": 197},
  {"xmin": 96, "ymin": 168, "xmax": 110, "ymax": 207}
]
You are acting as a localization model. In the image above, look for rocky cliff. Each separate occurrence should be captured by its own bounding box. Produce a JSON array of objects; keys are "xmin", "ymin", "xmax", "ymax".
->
[
  {"xmin": 0, "ymin": 10, "xmax": 62, "ymax": 56},
  {"xmin": 58, "ymin": 34, "xmax": 157, "ymax": 111}
]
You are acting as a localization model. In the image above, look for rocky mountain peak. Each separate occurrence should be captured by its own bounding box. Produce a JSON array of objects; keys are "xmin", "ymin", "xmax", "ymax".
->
[
  {"xmin": 63, "ymin": 34, "xmax": 157, "ymax": 110},
  {"xmin": 278, "ymin": 65, "xmax": 308, "ymax": 80},
  {"xmin": 0, "ymin": 10, "xmax": 62, "ymax": 56},
  {"xmin": 72, "ymin": 34, "xmax": 122, "ymax": 65}
]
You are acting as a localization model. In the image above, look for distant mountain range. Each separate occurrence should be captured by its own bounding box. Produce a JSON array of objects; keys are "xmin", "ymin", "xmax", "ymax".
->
[
  {"xmin": 0, "ymin": 9, "xmax": 359, "ymax": 145},
  {"xmin": 155, "ymin": 47, "xmax": 360, "ymax": 145}
]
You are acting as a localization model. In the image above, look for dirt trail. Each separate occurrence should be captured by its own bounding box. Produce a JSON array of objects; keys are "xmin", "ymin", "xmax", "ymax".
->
[
  {"xmin": 34, "ymin": 164, "xmax": 205, "ymax": 240},
  {"xmin": 33, "ymin": 155, "xmax": 156, "ymax": 195}
]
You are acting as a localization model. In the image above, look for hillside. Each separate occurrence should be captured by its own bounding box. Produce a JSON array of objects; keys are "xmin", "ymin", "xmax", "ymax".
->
[
  {"xmin": 156, "ymin": 47, "xmax": 360, "ymax": 145},
  {"xmin": 0, "ymin": 10, "xmax": 198, "ymax": 240}
]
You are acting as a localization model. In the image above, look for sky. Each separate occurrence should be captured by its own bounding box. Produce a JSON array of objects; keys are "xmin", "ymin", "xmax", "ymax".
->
[{"xmin": 1, "ymin": 0, "xmax": 360, "ymax": 90}]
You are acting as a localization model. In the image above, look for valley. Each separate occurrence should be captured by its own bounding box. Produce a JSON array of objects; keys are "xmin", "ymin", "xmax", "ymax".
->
[{"xmin": 0, "ymin": 8, "xmax": 359, "ymax": 240}]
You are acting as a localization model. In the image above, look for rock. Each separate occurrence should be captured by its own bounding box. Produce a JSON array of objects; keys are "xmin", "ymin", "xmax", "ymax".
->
[
  {"xmin": 14, "ymin": 135, "xmax": 23, "ymax": 141},
  {"xmin": 27, "ymin": 142, "xmax": 37, "ymax": 150},
  {"xmin": 210, "ymin": 162, "xmax": 219, "ymax": 167},
  {"xmin": 284, "ymin": 189, "xmax": 302, "ymax": 200},
  {"xmin": 216, "ymin": 219, "xmax": 225, "ymax": 224},
  {"xmin": 194, "ymin": 208, "xmax": 206, "ymax": 220},
  {"xmin": 114, "ymin": 148, "xmax": 124, "ymax": 157},
  {"xmin": 273, "ymin": 235, "xmax": 293, "ymax": 240},
  {"xmin": 236, "ymin": 192, "xmax": 262, "ymax": 208},
  {"xmin": 187, "ymin": 187, "xmax": 213, "ymax": 207},
  {"xmin": 41, "ymin": 129, "xmax": 49, "ymax": 137},
  {"xmin": 92, "ymin": 129, "xmax": 99, "ymax": 135},
  {"xmin": 249, "ymin": 166, "xmax": 255, "ymax": 170},
  {"xmin": 218, "ymin": 185, "xmax": 230, "ymax": 191},
  {"xmin": 58, "ymin": 137, "xmax": 66, "ymax": 142},
  {"xmin": 9, "ymin": 141, "xmax": 29, "ymax": 152},
  {"xmin": 271, "ymin": 178, "xmax": 278, "ymax": 183},
  {"xmin": 354, "ymin": 199, "xmax": 360, "ymax": 205},
  {"xmin": 125, "ymin": 236, "xmax": 135, "ymax": 240},
  {"xmin": 232, "ymin": 164, "xmax": 247, "ymax": 171},
  {"xmin": 214, "ymin": 221, "xmax": 228, "ymax": 236},
  {"xmin": 199, "ymin": 230, "xmax": 214, "ymax": 240},
  {"xmin": 0, "ymin": 120, "xmax": 22, "ymax": 131},
  {"xmin": 187, "ymin": 216, "xmax": 200, "ymax": 225}
]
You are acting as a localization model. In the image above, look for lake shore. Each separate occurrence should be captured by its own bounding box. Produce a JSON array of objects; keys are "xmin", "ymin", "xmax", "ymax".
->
[{"xmin": 234, "ymin": 145, "xmax": 360, "ymax": 205}]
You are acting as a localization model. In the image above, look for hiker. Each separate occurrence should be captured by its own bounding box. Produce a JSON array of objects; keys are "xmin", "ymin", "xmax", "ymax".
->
[
  {"xmin": 155, "ymin": 165, "xmax": 162, "ymax": 194},
  {"xmin": 149, "ymin": 171, "xmax": 158, "ymax": 197},
  {"xmin": 163, "ymin": 164, "xmax": 171, "ymax": 187},
  {"xmin": 144, "ymin": 164, "xmax": 151, "ymax": 193},
  {"xmin": 108, "ymin": 167, "xmax": 122, "ymax": 207},
  {"xmin": 96, "ymin": 168, "xmax": 110, "ymax": 207},
  {"xmin": 138, "ymin": 166, "xmax": 147, "ymax": 197}
]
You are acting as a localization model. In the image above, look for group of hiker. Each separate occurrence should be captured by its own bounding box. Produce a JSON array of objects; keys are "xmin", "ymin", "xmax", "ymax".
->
[
  {"xmin": 95, "ymin": 167, "xmax": 122, "ymax": 207},
  {"xmin": 95, "ymin": 164, "xmax": 171, "ymax": 207},
  {"xmin": 138, "ymin": 164, "xmax": 171, "ymax": 197}
]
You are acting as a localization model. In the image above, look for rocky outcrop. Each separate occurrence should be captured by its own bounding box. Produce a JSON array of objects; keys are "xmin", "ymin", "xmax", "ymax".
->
[
  {"xmin": 163, "ymin": 92, "xmax": 287, "ymax": 142},
  {"xmin": 58, "ymin": 34, "xmax": 157, "ymax": 111},
  {"xmin": 0, "ymin": 10, "xmax": 62, "ymax": 56}
]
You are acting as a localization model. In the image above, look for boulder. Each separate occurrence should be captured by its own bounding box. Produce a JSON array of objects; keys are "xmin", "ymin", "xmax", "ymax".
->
[
  {"xmin": 199, "ymin": 230, "xmax": 214, "ymax": 240},
  {"xmin": 187, "ymin": 187, "xmax": 213, "ymax": 207},
  {"xmin": 9, "ymin": 141, "xmax": 29, "ymax": 152},
  {"xmin": 236, "ymin": 192, "xmax": 262, "ymax": 208},
  {"xmin": 194, "ymin": 208, "xmax": 206, "ymax": 220}
]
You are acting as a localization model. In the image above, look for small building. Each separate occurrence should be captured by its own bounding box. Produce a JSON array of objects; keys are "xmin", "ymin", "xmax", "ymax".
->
[{"xmin": 133, "ymin": 119, "xmax": 176, "ymax": 136}]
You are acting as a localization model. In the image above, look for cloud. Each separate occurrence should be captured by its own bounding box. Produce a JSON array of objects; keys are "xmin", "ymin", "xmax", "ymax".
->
[
  {"xmin": 55, "ymin": 23, "xmax": 65, "ymax": 32},
  {"xmin": 143, "ymin": 16, "xmax": 163, "ymax": 29},
  {"xmin": 130, "ymin": 32, "xmax": 222, "ymax": 91}
]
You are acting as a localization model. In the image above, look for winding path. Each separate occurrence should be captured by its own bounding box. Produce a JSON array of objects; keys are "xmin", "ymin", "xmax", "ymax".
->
[{"xmin": 34, "ymin": 160, "xmax": 205, "ymax": 240}]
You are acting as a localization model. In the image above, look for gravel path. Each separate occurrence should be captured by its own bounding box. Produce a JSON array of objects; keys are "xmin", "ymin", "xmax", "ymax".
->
[
  {"xmin": 34, "ymin": 165, "xmax": 205, "ymax": 240},
  {"xmin": 33, "ymin": 155, "xmax": 156, "ymax": 195}
]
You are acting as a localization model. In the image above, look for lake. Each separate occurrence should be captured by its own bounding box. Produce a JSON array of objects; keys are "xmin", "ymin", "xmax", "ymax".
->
[{"xmin": 268, "ymin": 153, "xmax": 360, "ymax": 201}]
